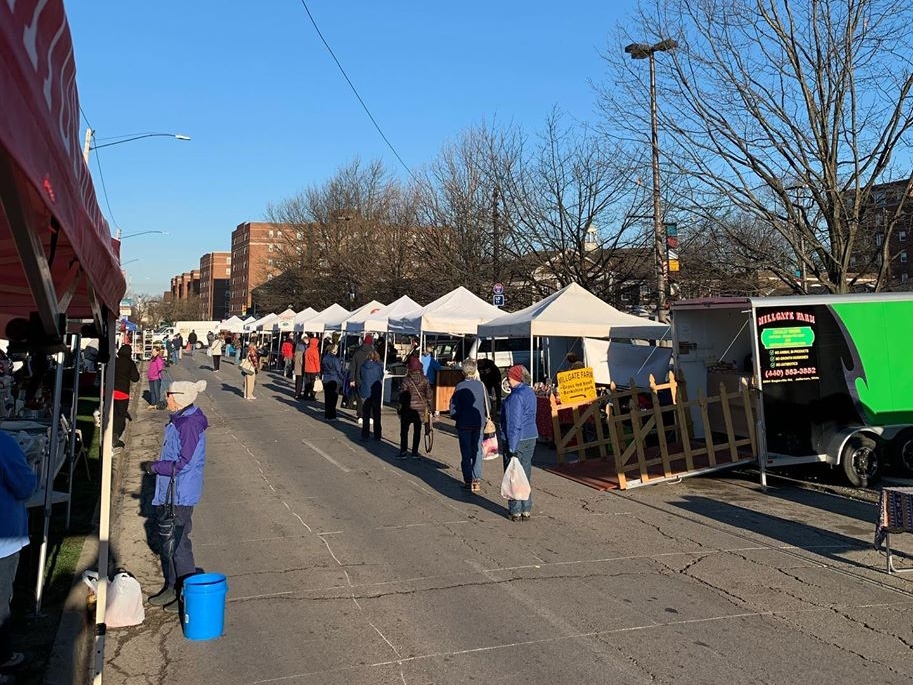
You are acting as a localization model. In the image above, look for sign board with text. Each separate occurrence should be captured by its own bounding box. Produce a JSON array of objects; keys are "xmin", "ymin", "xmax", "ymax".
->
[{"xmin": 556, "ymin": 366, "xmax": 597, "ymax": 404}]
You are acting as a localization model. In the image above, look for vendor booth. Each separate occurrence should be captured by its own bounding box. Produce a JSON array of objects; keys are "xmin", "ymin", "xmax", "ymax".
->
[
  {"xmin": 296, "ymin": 303, "xmax": 350, "ymax": 335},
  {"xmin": 291, "ymin": 306, "xmax": 318, "ymax": 332},
  {"xmin": 1, "ymin": 2, "xmax": 128, "ymax": 679}
]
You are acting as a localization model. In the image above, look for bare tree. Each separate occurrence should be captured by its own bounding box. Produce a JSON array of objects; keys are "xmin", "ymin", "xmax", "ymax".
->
[
  {"xmin": 496, "ymin": 109, "xmax": 651, "ymax": 303},
  {"xmin": 601, "ymin": 0, "xmax": 913, "ymax": 293}
]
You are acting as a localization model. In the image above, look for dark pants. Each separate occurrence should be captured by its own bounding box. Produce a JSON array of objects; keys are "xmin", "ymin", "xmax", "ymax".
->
[
  {"xmin": 113, "ymin": 398, "xmax": 129, "ymax": 441},
  {"xmin": 212, "ymin": 353, "xmax": 221, "ymax": 371},
  {"xmin": 399, "ymin": 408, "xmax": 422, "ymax": 455},
  {"xmin": 361, "ymin": 392, "xmax": 382, "ymax": 439},
  {"xmin": 159, "ymin": 504, "xmax": 196, "ymax": 588},
  {"xmin": 458, "ymin": 427, "xmax": 483, "ymax": 484},
  {"xmin": 294, "ymin": 374, "xmax": 304, "ymax": 398},
  {"xmin": 304, "ymin": 372, "xmax": 318, "ymax": 399},
  {"xmin": 0, "ymin": 551, "xmax": 19, "ymax": 663},
  {"xmin": 324, "ymin": 380, "xmax": 339, "ymax": 419},
  {"xmin": 149, "ymin": 378, "xmax": 162, "ymax": 406}
]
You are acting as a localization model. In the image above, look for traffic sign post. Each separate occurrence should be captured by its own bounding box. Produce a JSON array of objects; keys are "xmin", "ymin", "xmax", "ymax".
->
[
  {"xmin": 493, "ymin": 294, "xmax": 505, "ymax": 307},
  {"xmin": 492, "ymin": 282, "xmax": 504, "ymax": 295}
]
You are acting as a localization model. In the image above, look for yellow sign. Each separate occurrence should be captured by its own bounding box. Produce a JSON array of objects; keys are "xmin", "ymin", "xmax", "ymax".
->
[
  {"xmin": 556, "ymin": 367, "xmax": 597, "ymax": 404},
  {"xmin": 669, "ymin": 258, "xmax": 680, "ymax": 273}
]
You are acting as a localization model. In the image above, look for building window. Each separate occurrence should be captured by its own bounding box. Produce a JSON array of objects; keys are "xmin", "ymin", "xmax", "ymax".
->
[
  {"xmin": 900, "ymin": 230, "xmax": 908, "ymax": 242},
  {"xmin": 901, "ymin": 251, "xmax": 908, "ymax": 264},
  {"xmin": 268, "ymin": 229, "xmax": 274, "ymax": 238},
  {"xmin": 876, "ymin": 233, "xmax": 884, "ymax": 247}
]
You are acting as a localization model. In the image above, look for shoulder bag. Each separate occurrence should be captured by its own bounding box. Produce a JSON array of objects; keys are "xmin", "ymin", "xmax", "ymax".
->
[
  {"xmin": 240, "ymin": 358, "xmax": 255, "ymax": 376},
  {"xmin": 408, "ymin": 376, "xmax": 434, "ymax": 452},
  {"xmin": 482, "ymin": 386, "xmax": 500, "ymax": 460},
  {"xmin": 156, "ymin": 473, "xmax": 177, "ymax": 558}
]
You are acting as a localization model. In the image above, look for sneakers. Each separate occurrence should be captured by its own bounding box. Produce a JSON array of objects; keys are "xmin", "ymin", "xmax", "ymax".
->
[
  {"xmin": 148, "ymin": 587, "xmax": 177, "ymax": 606},
  {"xmin": 470, "ymin": 480, "xmax": 481, "ymax": 492},
  {"xmin": 162, "ymin": 599, "xmax": 181, "ymax": 613},
  {"xmin": 357, "ymin": 418, "xmax": 363, "ymax": 426},
  {"xmin": 410, "ymin": 452, "xmax": 420, "ymax": 459},
  {"xmin": 508, "ymin": 513, "xmax": 522, "ymax": 522},
  {"xmin": 113, "ymin": 439, "xmax": 125, "ymax": 449},
  {"xmin": 521, "ymin": 512, "xmax": 531, "ymax": 521},
  {"xmin": 397, "ymin": 451, "xmax": 409, "ymax": 460}
]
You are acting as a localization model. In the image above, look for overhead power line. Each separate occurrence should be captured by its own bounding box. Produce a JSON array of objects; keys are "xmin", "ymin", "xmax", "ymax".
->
[{"xmin": 296, "ymin": 0, "xmax": 415, "ymax": 181}]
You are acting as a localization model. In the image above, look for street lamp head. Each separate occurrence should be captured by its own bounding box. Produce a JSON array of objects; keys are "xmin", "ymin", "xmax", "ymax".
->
[
  {"xmin": 174, "ymin": 134, "xmax": 191, "ymax": 141},
  {"xmin": 625, "ymin": 38, "xmax": 678, "ymax": 59}
]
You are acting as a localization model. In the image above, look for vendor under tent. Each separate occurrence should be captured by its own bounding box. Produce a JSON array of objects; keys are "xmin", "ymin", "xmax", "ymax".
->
[
  {"xmin": 291, "ymin": 306, "xmax": 319, "ymax": 332},
  {"xmin": 388, "ymin": 286, "xmax": 502, "ymax": 337},
  {"xmin": 1, "ymin": 2, "xmax": 128, "ymax": 681},
  {"xmin": 476, "ymin": 283, "xmax": 670, "ymax": 380}
]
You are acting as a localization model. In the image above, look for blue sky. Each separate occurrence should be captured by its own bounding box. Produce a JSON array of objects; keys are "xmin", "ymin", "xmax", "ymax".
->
[{"xmin": 68, "ymin": 1, "xmax": 635, "ymax": 297}]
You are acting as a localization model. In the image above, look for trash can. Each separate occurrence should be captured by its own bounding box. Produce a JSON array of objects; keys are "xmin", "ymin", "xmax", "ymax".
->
[{"xmin": 181, "ymin": 573, "xmax": 228, "ymax": 640}]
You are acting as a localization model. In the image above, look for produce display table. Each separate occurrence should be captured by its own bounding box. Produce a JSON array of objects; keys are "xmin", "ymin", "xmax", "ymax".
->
[{"xmin": 874, "ymin": 486, "xmax": 913, "ymax": 574}]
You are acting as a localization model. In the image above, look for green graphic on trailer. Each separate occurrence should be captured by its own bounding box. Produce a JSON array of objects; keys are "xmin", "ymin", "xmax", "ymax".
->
[
  {"xmin": 831, "ymin": 301, "xmax": 913, "ymax": 426},
  {"xmin": 760, "ymin": 327, "xmax": 815, "ymax": 349}
]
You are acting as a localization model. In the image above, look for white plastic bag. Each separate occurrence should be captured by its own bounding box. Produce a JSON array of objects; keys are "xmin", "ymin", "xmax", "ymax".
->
[
  {"xmin": 500, "ymin": 456, "xmax": 531, "ymax": 501},
  {"xmin": 83, "ymin": 570, "xmax": 145, "ymax": 628}
]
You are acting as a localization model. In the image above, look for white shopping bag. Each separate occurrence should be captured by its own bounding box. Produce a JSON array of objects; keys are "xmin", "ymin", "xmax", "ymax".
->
[
  {"xmin": 500, "ymin": 456, "xmax": 531, "ymax": 501},
  {"xmin": 83, "ymin": 570, "xmax": 145, "ymax": 628}
]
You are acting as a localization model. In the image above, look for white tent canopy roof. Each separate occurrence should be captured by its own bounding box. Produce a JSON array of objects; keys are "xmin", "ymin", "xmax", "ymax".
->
[
  {"xmin": 219, "ymin": 315, "xmax": 245, "ymax": 333},
  {"xmin": 388, "ymin": 286, "xmax": 503, "ymax": 336},
  {"xmin": 274, "ymin": 308, "xmax": 298, "ymax": 331},
  {"xmin": 339, "ymin": 300, "xmax": 386, "ymax": 331},
  {"xmin": 296, "ymin": 303, "xmax": 350, "ymax": 333},
  {"xmin": 346, "ymin": 295, "xmax": 422, "ymax": 333},
  {"xmin": 476, "ymin": 282, "xmax": 670, "ymax": 339},
  {"xmin": 250, "ymin": 312, "xmax": 279, "ymax": 331},
  {"xmin": 290, "ymin": 307, "xmax": 318, "ymax": 331}
]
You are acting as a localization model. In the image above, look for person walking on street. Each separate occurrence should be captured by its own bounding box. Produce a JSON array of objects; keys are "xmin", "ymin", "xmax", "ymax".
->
[
  {"xmin": 0, "ymin": 430, "xmax": 38, "ymax": 677},
  {"xmin": 243, "ymin": 343, "xmax": 260, "ymax": 400},
  {"xmin": 209, "ymin": 332, "xmax": 223, "ymax": 372},
  {"xmin": 450, "ymin": 358, "xmax": 487, "ymax": 491},
  {"xmin": 293, "ymin": 334, "xmax": 306, "ymax": 398},
  {"xmin": 186, "ymin": 330, "xmax": 198, "ymax": 357},
  {"xmin": 139, "ymin": 379, "xmax": 209, "ymax": 613},
  {"xmin": 420, "ymin": 345, "xmax": 441, "ymax": 414},
  {"xmin": 163, "ymin": 336, "xmax": 173, "ymax": 367},
  {"xmin": 358, "ymin": 350, "xmax": 384, "ymax": 441},
  {"xmin": 147, "ymin": 346, "xmax": 166, "ymax": 409},
  {"xmin": 321, "ymin": 343, "xmax": 344, "ymax": 421},
  {"xmin": 113, "ymin": 344, "xmax": 140, "ymax": 449},
  {"xmin": 349, "ymin": 334, "xmax": 374, "ymax": 423},
  {"xmin": 398, "ymin": 356, "xmax": 431, "ymax": 459},
  {"xmin": 303, "ymin": 335, "xmax": 321, "ymax": 400},
  {"xmin": 170, "ymin": 334, "xmax": 180, "ymax": 365},
  {"xmin": 206, "ymin": 330, "xmax": 215, "ymax": 346},
  {"xmin": 281, "ymin": 334, "xmax": 294, "ymax": 378},
  {"xmin": 500, "ymin": 365, "xmax": 538, "ymax": 521}
]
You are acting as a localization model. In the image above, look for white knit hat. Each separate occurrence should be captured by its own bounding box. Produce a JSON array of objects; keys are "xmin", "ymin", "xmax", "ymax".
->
[{"xmin": 168, "ymin": 380, "xmax": 207, "ymax": 408}]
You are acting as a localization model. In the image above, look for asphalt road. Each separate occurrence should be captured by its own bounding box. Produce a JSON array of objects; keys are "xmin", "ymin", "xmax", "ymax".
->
[{"xmin": 100, "ymin": 358, "xmax": 913, "ymax": 684}]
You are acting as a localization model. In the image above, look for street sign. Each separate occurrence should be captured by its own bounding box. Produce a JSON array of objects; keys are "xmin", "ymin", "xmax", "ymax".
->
[
  {"xmin": 492, "ymin": 282, "xmax": 504, "ymax": 295},
  {"xmin": 493, "ymin": 294, "xmax": 505, "ymax": 307}
]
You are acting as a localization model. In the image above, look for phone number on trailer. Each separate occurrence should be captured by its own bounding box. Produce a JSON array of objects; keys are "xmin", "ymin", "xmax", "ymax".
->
[{"xmin": 763, "ymin": 367, "xmax": 817, "ymax": 379}]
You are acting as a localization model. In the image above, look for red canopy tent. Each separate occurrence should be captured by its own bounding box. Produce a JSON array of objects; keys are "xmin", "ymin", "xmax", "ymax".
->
[
  {"xmin": 1, "ymin": 4, "xmax": 125, "ymax": 682},
  {"xmin": 0, "ymin": 1, "xmax": 125, "ymax": 334}
]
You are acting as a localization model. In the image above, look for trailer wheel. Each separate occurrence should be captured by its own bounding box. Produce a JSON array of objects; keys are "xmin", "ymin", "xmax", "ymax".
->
[
  {"xmin": 841, "ymin": 435, "xmax": 881, "ymax": 488},
  {"xmin": 892, "ymin": 430, "xmax": 913, "ymax": 476}
]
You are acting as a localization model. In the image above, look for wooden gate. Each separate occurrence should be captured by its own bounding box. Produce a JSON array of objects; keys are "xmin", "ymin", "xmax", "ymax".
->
[{"xmin": 547, "ymin": 372, "xmax": 758, "ymax": 490}]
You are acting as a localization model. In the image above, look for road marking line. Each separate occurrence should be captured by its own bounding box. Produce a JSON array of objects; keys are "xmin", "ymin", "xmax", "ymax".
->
[{"xmin": 303, "ymin": 439, "xmax": 351, "ymax": 472}]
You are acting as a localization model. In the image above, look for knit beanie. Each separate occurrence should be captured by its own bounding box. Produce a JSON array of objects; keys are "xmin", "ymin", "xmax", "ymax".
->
[
  {"xmin": 408, "ymin": 356, "xmax": 423, "ymax": 371},
  {"xmin": 168, "ymin": 380, "xmax": 207, "ymax": 408},
  {"xmin": 507, "ymin": 365, "xmax": 526, "ymax": 383}
]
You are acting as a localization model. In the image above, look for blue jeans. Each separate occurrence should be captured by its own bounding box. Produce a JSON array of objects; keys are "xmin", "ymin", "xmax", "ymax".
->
[
  {"xmin": 149, "ymin": 378, "xmax": 162, "ymax": 406},
  {"xmin": 458, "ymin": 427, "xmax": 482, "ymax": 484},
  {"xmin": 159, "ymin": 505, "xmax": 196, "ymax": 588},
  {"xmin": 503, "ymin": 438, "xmax": 535, "ymax": 515},
  {"xmin": 0, "ymin": 551, "xmax": 19, "ymax": 663}
]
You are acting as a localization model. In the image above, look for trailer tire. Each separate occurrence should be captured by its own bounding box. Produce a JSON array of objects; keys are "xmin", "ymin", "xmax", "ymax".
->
[
  {"xmin": 841, "ymin": 435, "xmax": 881, "ymax": 488},
  {"xmin": 892, "ymin": 430, "xmax": 913, "ymax": 476}
]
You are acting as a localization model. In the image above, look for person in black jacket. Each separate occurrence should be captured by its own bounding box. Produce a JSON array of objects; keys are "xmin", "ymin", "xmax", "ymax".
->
[
  {"xmin": 113, "ymin": 344, "xmax": 140, "ymax": 448},
  {"xmin": 186, "ymin": 330, "xmax": 198, "ymax": 358}
]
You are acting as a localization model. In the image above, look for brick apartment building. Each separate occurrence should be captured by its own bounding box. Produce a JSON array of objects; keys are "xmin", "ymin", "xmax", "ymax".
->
[
  {"xmin": 856, "ymin": 179, "xmax": 913, "ymax": 287},
  {"xmin": 229, "ymin": 221, "xmax": 288, "ymax": 316},
  {"xmin": 199, "ymin": 251, "xmax": 231, "ymax": 320},
  {"xmin": 170, "ymin": 270, "xmax": 200, "ymax": 300}
]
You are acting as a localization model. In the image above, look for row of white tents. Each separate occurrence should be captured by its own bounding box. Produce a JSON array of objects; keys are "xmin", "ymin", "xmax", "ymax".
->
[
  {"xmin": 217, "ymin": 283, "xmax": 670, "ymax": 341},
  {"xmin": 215, "ymin": 284, "xmax": 672, "ymax": 385}
]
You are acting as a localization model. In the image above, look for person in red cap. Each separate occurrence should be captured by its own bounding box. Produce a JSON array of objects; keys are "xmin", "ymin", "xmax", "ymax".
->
[
  {"xmin": 500, "ymin": 364, "xmax": 538, "ymax": 520},
  {"xmin": 397, "ymin": 356, "xmax": 431, "ymax": 458}
]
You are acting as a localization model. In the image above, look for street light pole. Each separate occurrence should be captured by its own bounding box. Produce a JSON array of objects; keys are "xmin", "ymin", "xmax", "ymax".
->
[
  {"xmin": 82, "ymin": 128, "xmax": 191, "ymax": 163},
  {"xmin": 625, "ymin": 38, "xmax": 677, "ymax": 322}
]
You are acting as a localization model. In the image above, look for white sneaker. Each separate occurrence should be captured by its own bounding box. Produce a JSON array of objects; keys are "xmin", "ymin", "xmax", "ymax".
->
[{"xmin": 357, "ymin": 418, "xmax": 363, "ymax": 426}]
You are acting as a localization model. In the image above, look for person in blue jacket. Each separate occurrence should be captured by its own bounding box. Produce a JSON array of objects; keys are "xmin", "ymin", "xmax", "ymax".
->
[
  {"xmin": 358, "ymin": 350, "xmax": 384, "ymax": 441},
  {"xmin": 0, "ymin": 431, "xmax": 37, "ymax": 674},
  {"xmin": 321, "ymin": 343, "xmax": 345, "ymax": 421},
  {"xmin": 140, "ymin": 380, "xmax": 209, "ymax": 612},
  {"xmin": 500, "ymin": 365, "xmax": 538, "ymax": 521}
]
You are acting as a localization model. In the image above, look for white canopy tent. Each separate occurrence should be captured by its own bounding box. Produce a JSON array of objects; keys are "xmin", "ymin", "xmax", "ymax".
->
[
  {"xmin": 388, "ymin": 286, "xmax": 502, "ymax": 336},
  {"xmin": 219, "ymin": 315, "xmax": 245, "ymax": 333},
  {"xmin": 291, "ymin": 307, "xmax": 319, "ymax": 332},
  {"xmin": 274, "ymin": 308, "xmax": 298, "ymax": 332},
  {"xmin": 346, "ymin": 295, "xmax": 422, "ymax": 334},
  {"xmin": 477, "ymin": 283, "xmax": 670, "ymax": 340},
  {"xmin": 339, "ymin": 300, "xmax": 386, "ymax": 332},
  {"xmin": 296, "ymin": 303, "xmax": 351, "ymax": 334},
  {"xmin": 248, "ymin": 312, "xmax": 278, "ymax": 332}
]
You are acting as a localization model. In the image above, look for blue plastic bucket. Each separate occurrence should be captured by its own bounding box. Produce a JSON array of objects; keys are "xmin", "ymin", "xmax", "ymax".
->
[{"xmin": 181, "ymin": 573, "xmax": 228, "ymax": 640}]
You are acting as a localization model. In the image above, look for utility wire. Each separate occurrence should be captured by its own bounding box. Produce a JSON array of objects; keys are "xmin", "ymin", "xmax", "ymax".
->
[
  {"xmin": 80, "ymin": 106, "xmax": 122, "ymax": 235},
  {"xmin": 296, "ymin": 0, "xmax": 416, "ymax": 182}
]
